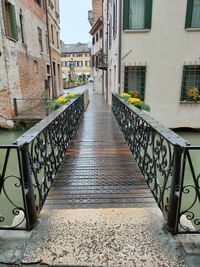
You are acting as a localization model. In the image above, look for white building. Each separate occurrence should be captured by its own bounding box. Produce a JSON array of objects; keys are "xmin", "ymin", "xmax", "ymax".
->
[
  {"xmin": 102, "ymin": 0, "xmax": 200, "ymax": 129},
  {"xmin": 89, "ymin": 16, "xmax": 105, "ymax": 95}
]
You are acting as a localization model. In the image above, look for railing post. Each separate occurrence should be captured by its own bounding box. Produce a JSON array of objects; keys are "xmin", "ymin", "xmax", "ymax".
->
[
  {"xmin": 166, "ymin": 145, "xmax": 183, "ymax": 234},
  {"xmin": 21, "ymin": 144, "xmax": 38, "ymax": 230},
  {"xmin": 13, "ymin": 98, "xmax": 18, "ymax": 116},
  {"xmin": 44, "ymin": 97, "xmax": 49, "ymax": 116}
]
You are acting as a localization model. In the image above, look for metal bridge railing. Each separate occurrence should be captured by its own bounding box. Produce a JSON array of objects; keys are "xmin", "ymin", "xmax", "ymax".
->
[
  {"xmin": 0, "ymin": 94, "xmax": 84, "ymax": 230},
  {"xmin": 112, "ymin": 94, "xmax": 200, "ymax": 234}
]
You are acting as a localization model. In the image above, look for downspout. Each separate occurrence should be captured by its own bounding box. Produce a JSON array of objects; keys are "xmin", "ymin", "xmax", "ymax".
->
[
  {"xmin": 118, "ymin": 0, "xmax": 122, "ymax": 93},
  {"xmin": 106, "ymin": 0, "xmax": 109, "ymax": 102},
  {"xmin": 45, "ymin": 0, "xmax": 54, "ymax": 98},
  {"xmin": 102, "ymin": 2, "xmax": 104, "ymax": 95}
]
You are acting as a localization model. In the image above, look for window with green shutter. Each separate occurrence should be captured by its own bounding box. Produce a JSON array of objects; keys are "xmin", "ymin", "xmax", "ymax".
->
[
  {"xmin": 180, "ymin": 65, "xmax": 200, "ymax": 101},
  {"xmin": 124, "ymin": 66, "xmax": 146, "ymax": 100},
  {"xmin": 2, "ymin": 0, "xmax": 18, "ymax": 40},
  {"xmin": 185, "ymin": 0, "xmax": 200, "ymax": 28},
  {"xmin": 123, "ymin": 0, "xmax": 153, "ymax": 30}
]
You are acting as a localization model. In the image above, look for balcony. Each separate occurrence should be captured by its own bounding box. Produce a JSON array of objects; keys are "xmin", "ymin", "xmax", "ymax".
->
[{"xmin": 96, "ymin": 51, "xmax": 107, "ymax": 70}]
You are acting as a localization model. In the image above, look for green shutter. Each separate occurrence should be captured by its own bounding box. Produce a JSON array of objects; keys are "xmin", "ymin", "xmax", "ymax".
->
[
  {"xmin": 123, "ymin": 0, "xmax": 130, "ymax": 30},
  {"xmin": 185, "ymin": 0, "xmax": 193, "ymax": 28},
  {"xmin": 144, "ymin": 0, "xmax": 153, "ymax": 29},
  {"xmin": 124, "ymin": 66, "xmax": 129, "ymax": 92},
  {"xmin": 9, "ymin": 3, "xmax": 18, "ymax": 40},
  {"xmin": 1, "ymin": 0, "xmax": 8, "ymax": 35},
  {"xmin": 180, "ymin": 66, "xmax": 187, "ymax": 100}
]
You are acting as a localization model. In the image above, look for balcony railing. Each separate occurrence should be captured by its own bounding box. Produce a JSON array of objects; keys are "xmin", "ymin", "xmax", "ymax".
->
[
  {"xmin": 112, "ymin": 94, "xmax": 200, "ymax": 234},
  {"xmin": 96, "ymin": 52, "xmax": 107, "ymax": 70},
  {"xmin": 0, "ymin": 94, "xmax": 84, "ymax": 230}
]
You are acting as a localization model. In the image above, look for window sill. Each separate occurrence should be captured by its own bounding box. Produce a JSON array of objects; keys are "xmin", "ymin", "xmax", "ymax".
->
[
  {"xmin": 185, "ymin": 28, "xmax": 200, "ymax": 32},
  {"xmin": 22, "ymin": 42, "xmax": 28, "ymax": 47},
  {"xmin": 6, "ymin": 35, "xmax": 17, "ymax": 43},
  {"xmin": 180, "ymin": 101, "xmax": 200, "ymax": 104},
  {"xmin": 124, "ymin": 29, "xmax": 150, "ymax": 33}
]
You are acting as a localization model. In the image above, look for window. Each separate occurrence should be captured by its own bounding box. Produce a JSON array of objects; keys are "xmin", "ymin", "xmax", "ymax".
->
[
  {"xmin": 123, "ymin": 0, "xmax": 153, "ymax": 30},
  {"xmin": 100, "ymin": 28, "xmax": 103, "ymax": 38},
  {"xmin": 96, "ymin": 32, "xmax": 99, "ymax": 42},
  {"xmin": 35, "ymin": 0, "xmax": 41, "ymax": 6},
  {"xmin": 185, "ymin": 0, "xmax": 200, "ymax": 28},
  {"xmin": 34, "ymin": 60, "xmax": 38, "ymax": 73},
  {"xmin": 92, "ymin": 37, "xmax": 95, "ymax": 45},
  {"xmin": 2, "ymin": 0, "xmax": 18, "ymax": 40},
  {"xmin": 77, "ymin": 61, "xmax": 83, "ymax": 67},
  {"xmin": 46, "ymin": 33, "xmax": 49, "ymax": 53},
  {"xmin": 124, "ymin": 66, "xmax": 146, "ymax": 99},
  {"xmin": 85, "ymin": 61, "xmax": 90, "ymax": 67},
  {"xmin": 19, "ymin": 9, "xmax": 25, "ymax": 43},
  {"xmin": 180, "ymin": 65, "xmax": 200, "ymax": 101},
  {"xmin": 38, "ymin": 27, "xmax": 43, "ymax": 52},
  {"xmin": 56, "ymin": 31, "xmax": 59, "ymax": 48},
  {"xmin": 51, "ymin": 24, "xmax": 54, "ymax": 44}
]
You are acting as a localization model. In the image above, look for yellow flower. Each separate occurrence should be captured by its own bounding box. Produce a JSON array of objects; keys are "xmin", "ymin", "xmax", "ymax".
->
[
  {"xmin": 67, "ymin": 92, "xmax": 77, "ymax": 97},
  {"xmin": 56, "ymin": 96, "xmax": 68, "ymax": 103},
  {"xmin": 187, "ymin": 87, "xmax": 199, "ymax": 100},
  {"xmin": 119, "ymin": 93, "xmax": 131, "ymax": 97},
  {"xmin": 128, "ymin": 97, "xmax": 141, "ymax": 104}
]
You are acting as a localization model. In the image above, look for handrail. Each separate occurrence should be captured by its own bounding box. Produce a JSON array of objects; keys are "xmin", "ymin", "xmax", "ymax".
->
[
  {"xmin": 112, "ymin": 93, "xmax": 200, "ymax": 234},
  {"xmin": 0, "ymin": 94, "xmax": 84, "ymax": 230}
]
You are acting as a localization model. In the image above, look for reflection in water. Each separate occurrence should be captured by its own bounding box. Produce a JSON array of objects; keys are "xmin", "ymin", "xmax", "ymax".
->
[
  {"xmin": 174, "ymin": 129, "xmax": 200, "ymax": 146},
  {"xmin": 0, "ymin": 129, "xmax": 23, "ymax": 145},
  {"xmin": 0, "ymin": 129, "xmax": 24, "ymax": 226}
]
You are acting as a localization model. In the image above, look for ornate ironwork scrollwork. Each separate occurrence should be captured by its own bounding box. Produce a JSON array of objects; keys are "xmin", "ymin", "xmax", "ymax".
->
[{"xmin": 112, "ymin": 94, "xmax": 200, "ymax": 234}]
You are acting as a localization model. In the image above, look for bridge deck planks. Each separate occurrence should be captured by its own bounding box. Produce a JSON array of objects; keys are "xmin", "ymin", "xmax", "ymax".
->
[{"xmin": 44, "ymin": 92, "xmax": 156, "ymax": 210}]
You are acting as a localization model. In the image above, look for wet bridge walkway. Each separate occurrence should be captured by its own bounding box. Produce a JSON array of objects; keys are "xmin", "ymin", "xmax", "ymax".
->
[{"xmin": 44, "ymin": 92, "xmax": 156, "ymax": 210}]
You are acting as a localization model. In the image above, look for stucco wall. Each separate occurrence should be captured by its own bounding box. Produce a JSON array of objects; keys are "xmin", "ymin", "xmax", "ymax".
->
[{"xmin": 121, "ymin": 0, "xmax": 200, "ymax": 128}]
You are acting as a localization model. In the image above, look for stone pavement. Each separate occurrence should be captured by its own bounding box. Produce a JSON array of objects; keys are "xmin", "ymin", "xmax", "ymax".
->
[{"xmin": 0, "ymin": 207, "xmax": 200, "ymax": 266}]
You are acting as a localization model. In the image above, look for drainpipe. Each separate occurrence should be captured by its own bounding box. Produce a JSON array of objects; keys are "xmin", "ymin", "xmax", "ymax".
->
[
  {"xmin": 45, "ymin": 0, "xmax": 54, "ymax": 98},
  {"xmin": 118, "ymin": 0, "xmax": 122, "ymax": 93},
  {"xmin": 105, "ymin": 0, "xmax": 109, "ymax": 102}
]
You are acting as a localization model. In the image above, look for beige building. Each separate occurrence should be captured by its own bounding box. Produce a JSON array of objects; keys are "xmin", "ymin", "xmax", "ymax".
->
[
  {"xmin": 102, "ymin": 0, "xmax": 200, "ymax": 129},
  {"xmin": 47, "ymin": 0, "xmax": 62, "ymax": 98},
  {"xmin": 61, "ymin": 42, "xmax": 91, "ymax": 81}
]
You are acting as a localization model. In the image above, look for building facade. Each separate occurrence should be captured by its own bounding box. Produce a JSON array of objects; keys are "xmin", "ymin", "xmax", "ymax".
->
[
  {"xmin": 61, "ymin": 42, "xmax": 91, "ymax": 81},
  {"xmin": 89, "ymin": 0, "xmax": 105, "ymax": 95},
  {"xmin": 101, "ymin": 0, "xmax": 200, "ymax": 129},
  {"xmin": 47, "ymin": 0, "xmax": 62, "ymax": 98},
  {"xmin": 0, "ymin": 0, "xmax": 50, "ymax": 127}
]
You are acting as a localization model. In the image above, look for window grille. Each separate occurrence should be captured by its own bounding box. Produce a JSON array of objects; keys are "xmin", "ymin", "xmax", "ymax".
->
[
  {"xmin": 124, "ymin": 66, "xmax": 146, "ymax": 100},
  {"xmin": 180, "ymin": 65, "xmax": 200, "ymax": 101}
]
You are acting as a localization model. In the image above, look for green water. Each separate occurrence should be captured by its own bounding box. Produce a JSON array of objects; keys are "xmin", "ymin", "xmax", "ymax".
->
[
  {"xmin": 0, "ymin": 129, "xmax": 24, "ymax": 227},
  {"xmin": 0, "ymin": 129, "xmax": 22, "ymax": 145},
  {"xmin": 175, "ymin": 129, "xmax": 200, "ymax": 146}
]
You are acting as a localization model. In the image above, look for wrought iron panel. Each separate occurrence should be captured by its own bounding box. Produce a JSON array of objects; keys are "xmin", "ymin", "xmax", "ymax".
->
[
  {"xmin": 112, "ymin": 94, "xmax": 200, "ymax": 234},
  {"xmin": 0, "ymin": 95, "xmax": 84, "ymax": 230},
  {"xmin": 0, "ymin": 146, "xmax": 27, "ymax": 229}
]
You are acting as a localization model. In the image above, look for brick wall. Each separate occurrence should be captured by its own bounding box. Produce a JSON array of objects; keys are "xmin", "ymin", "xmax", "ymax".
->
[{"xmin": 92, "ymin": 0, "xmax": 102, "ymax": 25}]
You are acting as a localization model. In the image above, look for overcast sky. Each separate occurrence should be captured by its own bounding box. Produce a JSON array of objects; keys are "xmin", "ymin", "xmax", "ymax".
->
[{"xmin": 59, "ymin": 0, "xmax": 92, "ymax": 44}]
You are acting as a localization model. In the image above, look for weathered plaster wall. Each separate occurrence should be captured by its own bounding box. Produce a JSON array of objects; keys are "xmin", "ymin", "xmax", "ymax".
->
[{"xmin": 0, "ymin": 0, "xmax": 50, "ymax": 127}]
